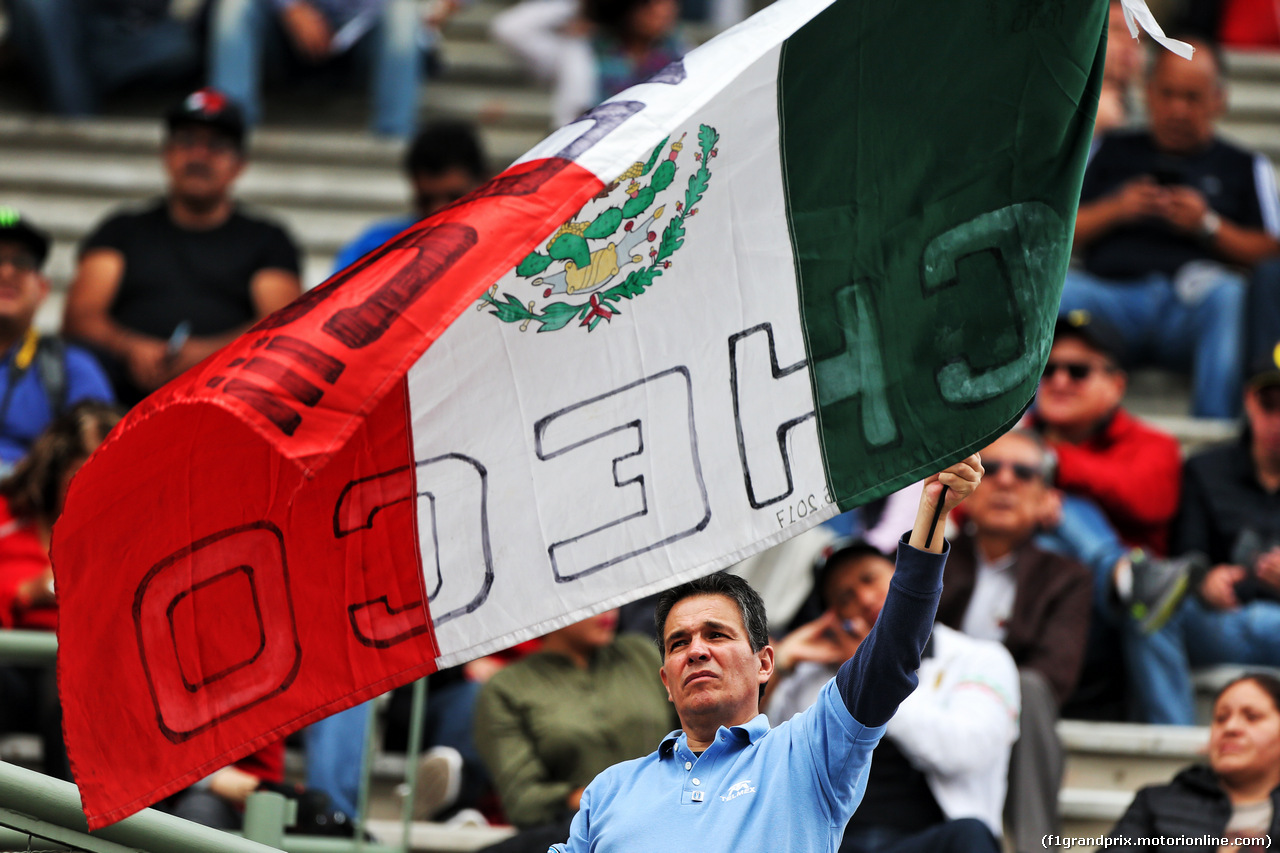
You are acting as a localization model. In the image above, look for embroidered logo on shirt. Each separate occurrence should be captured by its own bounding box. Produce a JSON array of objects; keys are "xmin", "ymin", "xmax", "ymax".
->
[{"xmin": 720, "ymin": 780, "xmax": 757, "ymax": 802}]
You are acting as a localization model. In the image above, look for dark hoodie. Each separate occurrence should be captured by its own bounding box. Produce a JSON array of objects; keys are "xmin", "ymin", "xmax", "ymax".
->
[{"xmin": 1106, "ymin": 764, "xmax": 1280, "ymax": 852}]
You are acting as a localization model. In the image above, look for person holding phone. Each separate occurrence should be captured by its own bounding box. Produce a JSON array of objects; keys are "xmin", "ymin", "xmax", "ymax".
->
[{"xmin": 1063, "ymin": 36, "xmax": 1280, "ymax": 419}]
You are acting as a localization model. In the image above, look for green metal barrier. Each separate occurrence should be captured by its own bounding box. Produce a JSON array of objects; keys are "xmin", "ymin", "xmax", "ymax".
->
[
  {"xmin": 0, "ymin": 630, "xmax": 429, "ymax": 853},
  {"xmin": 0, "ymin": 761, "xmax": 281, "ymax": 853}
]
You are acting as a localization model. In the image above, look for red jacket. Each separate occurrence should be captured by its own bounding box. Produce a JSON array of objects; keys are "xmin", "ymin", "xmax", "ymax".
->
[
  {"xmin": 1034, "ymin": 408, "xmax": 1182, "ymax": 556},
  {"xmin": 0, "ymin": 499, "xmax": 56, "ymax": 632}
]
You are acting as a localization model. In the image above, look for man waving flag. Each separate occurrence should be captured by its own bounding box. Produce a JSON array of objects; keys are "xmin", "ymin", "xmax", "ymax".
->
[{"xmin": 54, "ymin": 0, "xmax": 1180, "ymax": 827}]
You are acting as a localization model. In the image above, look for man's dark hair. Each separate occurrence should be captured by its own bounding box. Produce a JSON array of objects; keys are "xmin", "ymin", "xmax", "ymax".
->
[
  {"xmin": 583, "ymin": 0, "xmax": 663, "ymax": 37},
  {"xmin": 405, "ymin": 122, "xmax": 486, "ymax": 179},
  {"xmin": 653, "ymin": 571, "xmax": 769, "ymax": 653}
]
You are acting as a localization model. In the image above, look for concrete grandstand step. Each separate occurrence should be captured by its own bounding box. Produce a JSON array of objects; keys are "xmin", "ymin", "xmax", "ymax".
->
[
  {"xmin": 0, "ymin": 149, "xmax": 409, "ymax": 214},
  {"xmin": 1059, "ymin": 720, "xmax": 1207, "ymax": 793},
  {"xmin": 1226, "ymin": 49, "xmax": 1280, "ymax": 83},
  {"xmin": 1059, "ymin": 787, "xmax": 1135, "ymax": 839},
  {"xmin": 0, "ymin": 108, "xmax": 544, "ymax": 167},
  {"xmin": 425, "ymin": 81, "xmax": 554, "ymax": 130},
  {"xmin": 1143, "ymin": 414, "xmax": 1237, "ymax": 453},
  {"xmin": 1220, "ymin": 122, "xmax": 1280, "ymax": 162},
  {"xmin": 364, "ymin": 819, "xmax": 515, "ymax": 852},
  {"xmin": 1223, "ymin": 79, "xmax": 1280, "ymax": 123},
  {"xmin": 437, "ymin": 39, "xmax": 532, "ymax": 85}
]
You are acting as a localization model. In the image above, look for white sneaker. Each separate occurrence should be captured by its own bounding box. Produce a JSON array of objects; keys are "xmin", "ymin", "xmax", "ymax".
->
[
  {"xmin": 443, "ymin": 807, "xmax": 488, "ymax": 828},
  {"xmin": 412, "ymin": 745, "xmax": 464, "ymax": 820}
]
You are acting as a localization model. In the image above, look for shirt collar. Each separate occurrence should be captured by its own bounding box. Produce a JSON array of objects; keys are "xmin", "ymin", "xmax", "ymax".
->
[{"xmin": 658, "ymin": 714, "xmax": 771, "ymax": 757}]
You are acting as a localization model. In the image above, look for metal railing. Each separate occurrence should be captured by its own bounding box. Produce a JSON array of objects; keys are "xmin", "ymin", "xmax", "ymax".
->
[{"xmin": 0, "ymin": 630, "xmax": 429, "ymax": 853}]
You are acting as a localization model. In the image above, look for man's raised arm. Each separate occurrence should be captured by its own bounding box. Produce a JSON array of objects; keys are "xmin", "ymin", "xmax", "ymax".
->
[{"xmin": 836, "ymin": 455, "xmax": 983, "ymax": 727}]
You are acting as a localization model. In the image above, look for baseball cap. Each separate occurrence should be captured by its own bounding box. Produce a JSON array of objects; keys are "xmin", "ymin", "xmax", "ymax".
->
[
  {"xmin": 1054, "ymin": 309, "xmax": 1126, "ymax": 365},
  {"xmin": 1248, "ymin": 343, "xmax": 1280, "ymax": 391},
  {"xmin": 0, "ymin": 207, "xmax": 51, "ymax": 269},
  {"xmin": 165, "ymin": 88, "xmax": 246, "ymax": 150}
]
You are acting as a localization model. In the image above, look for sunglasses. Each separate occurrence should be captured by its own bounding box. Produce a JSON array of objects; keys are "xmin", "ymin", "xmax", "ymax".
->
[
  {"xmin": 984, "ymin": 459, "xmax": 1042, "ymax": 483},
  {"xmin": 1042, "ymin": 360, "xmax": 1110, "ymax": 381}
]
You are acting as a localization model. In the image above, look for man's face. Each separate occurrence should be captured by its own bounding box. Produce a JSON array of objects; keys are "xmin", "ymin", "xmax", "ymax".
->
[
  {"xmin": 1035, "ymin": 337, "xmax": 1126, "ymax": 434},
  {"xmin": 966, "ymin": 433, "xmax": 1050, "ymax": 541},
  {"xmin": 1245, "ymin": 384, "xmax": 1280, "ymax": 464},
  {"xmin": 659, "ymin": 594, "xmax": 773, "ymax": 729},
  {"xmin": 548, "ymin": 608, "xmax": 619, "ymax": 652},
  {"xmin": 1105, "ymin": 2, "xmax": 1142, "ymax": 85},
  {"xmin": 1146, "ymin": 49, "xmax": 1224, "ymax": 155},
  {"xmin": 628, "ymin": 0, "xmax": 679, "ymax": 42},
  {"xmin": 0, "ymin": 238, "xmax": 49, "ymax": 330},
  {"xmin": 413, "ymin": 167, "xmax": 480, "ymax": 218},
  {"xmin": 823, "ymin": 553, "xmax": 893, "ymax": 627},
  {"xmin": 163, "ymin": 124, "xmax": 244, "ymax": 209}
]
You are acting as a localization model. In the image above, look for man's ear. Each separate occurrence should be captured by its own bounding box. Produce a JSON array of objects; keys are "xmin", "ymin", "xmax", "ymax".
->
[
  {"xmin": 756, "ymin": 644, "xmax": 775, "ymax": 684},
  {"xmin": 660, "ymin": 664, "xmax": 672, "ymax": 702}
]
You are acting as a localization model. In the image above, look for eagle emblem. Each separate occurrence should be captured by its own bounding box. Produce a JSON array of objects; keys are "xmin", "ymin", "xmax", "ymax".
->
[{"xmin": 481, "ymin": 124, "xmax": 719, "ymax": 333}]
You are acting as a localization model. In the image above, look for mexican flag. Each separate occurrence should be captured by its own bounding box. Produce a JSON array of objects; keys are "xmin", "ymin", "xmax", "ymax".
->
[{"xmin": 53, "ymin": 0, "xmax": 1148, "ymax": 828}]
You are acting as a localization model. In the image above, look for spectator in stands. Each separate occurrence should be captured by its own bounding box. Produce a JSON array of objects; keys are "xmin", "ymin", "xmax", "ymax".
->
[
  {"xmin": 1062, "ymin": 35, "xmax": 1280, "ymax": 419},
  {"xmin": 207, "ymin": 0, "xmax": 423, "ymax": 139},
  {"xmin": 768, "ymin": 541, "xmax": 1020, "ymax": 853},
  {"xmin": 1095, "ymin": 0, "xmax": 1144, "ymax": 137},
  {"xmin": 299, "ymin": 121, "xmax": 488, "ymax": 822},
  {"xmin": 491, "ymin": 0, "xmax": 685, "ymax": 129},
  {"xmin": 473, "ymin": 609, "xmax": 676, "ymax": 852},
  {"xmin": 332, "ymin": 121, "xmax": 487, "ymax": 271},
  {"xmin": 1030, "ymin": 313, "xmax": 1193, "ymax": 633},
  {"xmin": 0, "ymin": 208, "xmax": 114, "ymax": 473},
  {"xmin": 1125, "ymin": 350, "xmax": 1280, "ymax": 725},
  {"xmin": 4, "ymin": 0, "xmax": 200, "ymax": 116},
  {"xmin": 169, "ymin": 741, "xmax": 287, "ymax": 829},
  {"xmin": 63, "ymin": 89, "xmax": 302, "ymax": 407},
  {"xmin": 0, "ymin": 401, "xmax": 122, "ymax": 780},
  {"xmin": 937, "ymin": 429, "xmax": 1092, "ymax": 853},
  {"xmin": 1106, "ymin": 673, "xmax": 1280, "ymax": 847}
]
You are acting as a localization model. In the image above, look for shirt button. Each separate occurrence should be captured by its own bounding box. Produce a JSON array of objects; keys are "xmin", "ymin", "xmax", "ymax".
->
[
  {"xmin": 692, "ymin": 778, "xmax": 701, "ymax": 786},
  {"xmin": 684, "ymin": 762, "xmax": 692, "ymax": 770}
]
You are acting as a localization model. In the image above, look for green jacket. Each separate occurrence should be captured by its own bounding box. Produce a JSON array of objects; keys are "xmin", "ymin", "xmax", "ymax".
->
[{"xmin": 474, "ymin": 633, "xmax": 677, "ymax": 827}]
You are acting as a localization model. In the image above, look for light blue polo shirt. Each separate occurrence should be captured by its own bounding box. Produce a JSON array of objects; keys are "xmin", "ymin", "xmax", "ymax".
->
[{"xmin": 550, "ymin": 677, "xmax": 886, "ymax": 852}]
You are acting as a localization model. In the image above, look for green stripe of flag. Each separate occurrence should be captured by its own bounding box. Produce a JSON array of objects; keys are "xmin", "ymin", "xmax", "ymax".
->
[{"xmin": 780, "ymin": 0, "xmax": 1107, "ymax": 509}]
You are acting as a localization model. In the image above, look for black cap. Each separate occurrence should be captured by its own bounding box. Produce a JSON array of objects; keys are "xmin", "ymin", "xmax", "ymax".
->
[
  {"xmin": 165, "ymin": 88, "xmax": 246, "ymax": 150},
  {"xmin": 0, "ymin": 207, "xmax": 50, "ymax": 269},
  {"xmin": 1054, "ymin": 309, "xmax": 1126, "ymax": 365},
  {"xmin": 1248, "ymin": 344, "xmax": 1280, "ymax": 391}
]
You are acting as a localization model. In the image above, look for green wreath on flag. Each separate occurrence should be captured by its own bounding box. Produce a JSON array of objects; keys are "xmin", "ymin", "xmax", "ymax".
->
[{"xmin": 482, "ymin": 124, "xmax": 719, "ymax": 333}]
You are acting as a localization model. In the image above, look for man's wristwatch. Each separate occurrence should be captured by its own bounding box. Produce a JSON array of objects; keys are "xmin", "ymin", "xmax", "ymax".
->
[{"xmin": 1199, "ymin": 209, "xmax": 1222, "ymax": 239}]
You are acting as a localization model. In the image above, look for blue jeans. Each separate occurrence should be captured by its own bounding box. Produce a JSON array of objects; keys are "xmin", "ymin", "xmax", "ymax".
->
[
  {"xmin": 304, "ymin": 701, "xmax": 374, "ymax": 818},
  {"xmin": 1247, "ymin": 257, "xmax": 1280, "ymax": 367},
  {"xmin": 840, "ymin": 818, "xmax": 1001, "ymax": 853},
  {"xmin": 209, "ymin": 0, "xmax": 421, "ymax": 138},
  {"xmin": 1060, "ymin": 268, "xmax": 1245, "ymax": 418},
  {"xmin": 7, "ymin": 0, "xmax": 198, "ymax": 115},
  {"xmin": 305, "ymin": 679, "xmax": 486, "ymax": 819},
  {"xmin": 1036, "ymin": 494, "xmax": 1128, "ymax": 617},
  {"xmin": 1126, "ymin": 598, "xmax": 1280, "ymax": 725}
]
